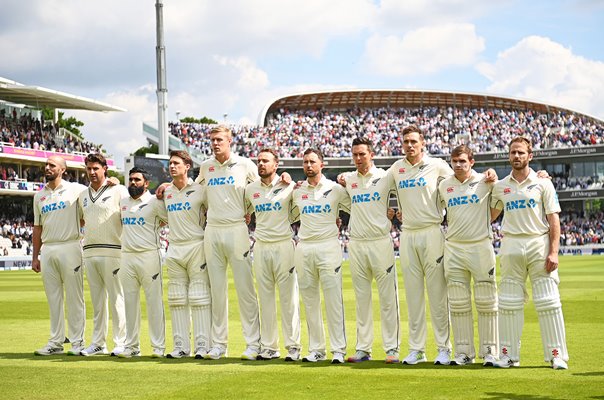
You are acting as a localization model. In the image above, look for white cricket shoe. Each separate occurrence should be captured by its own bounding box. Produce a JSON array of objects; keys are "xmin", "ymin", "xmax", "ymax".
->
[
  {"xmin": 302, "ymin": 351, "xmax": 326, "ymax": 362},
  {"xmin": 34, "ymin": 344, "xmax": 64, "ymax": 356},
  {"xmin": 80, "ymin": 345, "xmax": 108, "ymax": 356},
  {"xmin": 451, "ymin": 353, "xmax": 474, "ymax": 366},
  {"xmin": 494, "ymin": 355, "xmax": 520, "ymax": 368},
  {"xmin": 110, "ymin": 346, "xmax": 125, "ymax": 357},
  {"xmin": 434, "ymin": 349, "xmax": 451, "ymax": 365},
  {"xmin": 284, "ymin": 348, "xmax": 300, "ymax": 362},
  {"xmin": 257, "ymin": 349, "xmax": 280, "ymax": 360},
  {"xmin": 551, "ymin": 357, "xmax": 568, "ymax": 370},
  {"xmin": 150, "ymin": 349, "xmax": 164, "ymax": 358},
  {"xmin": 483, "ymin": 354, "xmax": 497, "ymax": 367},
  {"xmin": 347, "ymin": 350, "xmax": 371, "ymax": 363},
  {"xmin": 118, "ymin": 348, "xmax": 141, "ymax": 358},
  {"xmin": 205, "ymin": 346, "xmax": 227, "ymax": 360},
  {"xmin": 67, "ymin": 345, "xmax": 85, "ymax": 356},
  {"xmin": 194, "ymin": 348, "xmax": 208, "ymax": 360},
  {"xmin": 331, "ymin": 352, "xmax": 345, "ymax": 364},
  {"xmin": 241, "ymin": 347, "xmax": 259, "ymax": 361},
  {"xmin": 402, "ymin": 350, "xmax": 427, "ymax": 365},
  {"xmin": 385, "ymin": 349, "xmax": 400, "ymax": 364},
  {"xmin": 166, "ymin": 348, "xmax": 190, "ymax": 359}
]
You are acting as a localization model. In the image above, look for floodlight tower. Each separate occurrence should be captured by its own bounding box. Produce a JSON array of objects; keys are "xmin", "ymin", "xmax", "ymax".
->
[{"xmin": 155, "ymin": 0, "xmax": 169, "ymax": 155}]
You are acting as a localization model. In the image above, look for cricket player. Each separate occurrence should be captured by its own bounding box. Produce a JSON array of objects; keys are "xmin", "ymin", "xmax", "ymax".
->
[
  {"xmin": 194, "ymin": 125, "xmax": 261, "ymax": 360},
  {"xmin": 340, "ymin": 137, "xmax": 401, "ymax": 364},
  {"xmin": 244, "ymin": 148, "xmax": 301, "ymax": 361},
  {"xmin": 490, "ymin": 137, "xmax": 568, "ymax": 370},
  {"xmin": 437, "ymin": 145, "xmax": 498, "ymax": 366},
  {"xmin": 32, "ymin": 156, "xmax": 87, "ymax": 356},
  {"xmin": 293, "ymin": 148, "xmax": 351, "ymax": 364},
  {"xmin": 387, "ymin": 125, "xmax": 454, "ymax": 365},
  {"xmin": 118, "ymin": 167, "xmax": 167, "ymax": 358},
  {"xmin": 162, "ymin": 150, "xmax": 211, "ymax": 359},
  {"xmin": 79, "ymin": 153, "xmax": 128, "ymax": 356}
]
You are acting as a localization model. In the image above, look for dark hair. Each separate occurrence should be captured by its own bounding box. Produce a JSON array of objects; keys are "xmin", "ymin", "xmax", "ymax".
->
[
  {"xmin": 85, "ymin": 153, "xmax": 107, "ymax": 167},
  {"xmin": 169, "ymin": 150, "xmax": 193, "ymax": 167},
  {"xmin": 402, "ymin": 125, "xmax": 424, "ymax": 140},
  {"xmin": 258, "ymin": 148, "xmax": 279, "ymax": 163},
  {"xmin": 129, "ymin": 166, "xmax": 150, "ymax": 181},
  {"xmin": 451, "ymin": 145, "xmax": 474, "ymax": 161},
  {"xmin": 352, "ymin": 137, "xmax": 374, "ymax": 152},
  {"xmin": 303, "ymin": 148, "xmax": 324, "ymax": 161}
]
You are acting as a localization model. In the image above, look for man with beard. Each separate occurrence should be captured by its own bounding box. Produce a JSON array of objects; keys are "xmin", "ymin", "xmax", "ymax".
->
[
  {"xmin": 244, "ymin": 148, "xmax": 301, "ymax": 361},
  {"xmin": 79, "ymin": 153, "xmax": 128, "ymax": 356},
  {"xmin": 32, "ymin": 156, "xmax": 87, "ymax": 356},
  {"xmin": 491, "ymin": 137, "xmax": 568, "ymax": 370},
  {"xmin": 118, "ymin": 167, "xmax": 167, "ymax": 358},
  {"xmin": 293, "ymin": 148, "xmax": 350, "ymax": 364}
]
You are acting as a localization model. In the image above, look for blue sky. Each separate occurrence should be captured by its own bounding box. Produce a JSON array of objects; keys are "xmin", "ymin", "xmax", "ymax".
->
[{"xmin": 1, "ymin": 0, "xmax": 603, "ymax": 166}]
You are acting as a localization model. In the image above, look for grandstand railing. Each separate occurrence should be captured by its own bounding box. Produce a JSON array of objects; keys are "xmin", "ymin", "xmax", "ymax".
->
[{"xmin": 0, "ymin": 143, "xmax": 116, "ymax": 167}]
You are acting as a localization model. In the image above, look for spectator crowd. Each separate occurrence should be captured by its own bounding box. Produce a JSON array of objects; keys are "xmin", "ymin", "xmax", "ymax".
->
[
  {"xmin": 170, "ymin": 106, "xmax": 604, "ymax": 160},
  {"xmin": 1, "ymin": 110, "xmax": 103, "ymax": 156}
]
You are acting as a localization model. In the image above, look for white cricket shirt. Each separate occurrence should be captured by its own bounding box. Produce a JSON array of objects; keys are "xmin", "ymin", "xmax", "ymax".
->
[
  {"xmin": 388, "ymin": 155, "xmax": 453, "ymax": 230},
  {"xmin": 195, "ymin": 154, "xmax": 259, "ymax": 226},
  {"xmin": 491, "ymin": 169, "xmax": 560, "ymax": 236},
  {"xmin": 33, "ymin": 180, "xmax": 86, "ymax": 244},
  {"xmin": 438, "ymin": 171, "xmax": 493, "ymax": 242}
]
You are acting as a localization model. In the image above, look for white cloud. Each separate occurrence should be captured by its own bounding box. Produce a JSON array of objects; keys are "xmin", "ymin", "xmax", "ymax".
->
[
  {"xmin": 166, "ymin": 0, "xmax": 375, "ymax": 58},
  {"xmin": 375, "ymin": 0, "xmax": 508, "ymax": 32},
  {"xmin": 362, "ymin": 23, "xmax": 485, "ymax": 76},
  {"xmin": 477, "ymin": 36, "xmax": 604, "ymax": 119},
  {"xmin": 70, "ymin": 85, "xmax": 158, "ymax": 167}
]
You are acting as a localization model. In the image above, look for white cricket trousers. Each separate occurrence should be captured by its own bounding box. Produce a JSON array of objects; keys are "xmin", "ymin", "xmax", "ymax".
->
[
  {"xmin": 122, "ymin": 249, "xmax": 166, "ymax": 353},
  {"xmin": 205, "ymin": 223, "xmax": 260, "ymax": 351},
  {"xmin": 84, "ymin": 255, "xmax": 126, "ymax": 349},
  {"xmin": 295, "ymin": 238, "xmax": 346, "ymax": 355},
  {"xmin": 164, "ymin": 242, "xmax": 211, "ymax": 354},
  {"xmin": 499, "ymin": 234, "xmax": 568, "ymax": 363},
  {"xmin": 40, "ymin": 240, "xmax": 86, "ymax": 348},
  {"xmin": 254, "ymin": 239, "xmax": 301, "ymax": 352},
  {"xmin": 399, "ymin": 224, "xmax": 451, "ymax": 353},
  {"xmin": 444, "ymin": 238, "xmax": 498, "ymax": 359},
  {"xmin": 349, "ymin": 236, "xmax": 400, "ymax": 353}
]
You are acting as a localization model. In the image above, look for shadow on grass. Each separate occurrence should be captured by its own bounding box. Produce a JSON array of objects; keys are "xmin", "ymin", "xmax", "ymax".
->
[
  {"xmin": 483, "ymin": 393, "xmax": 566, "ymax": 400},
  {"xmin": 0, "ymin": 353, "xmax": 562, "ymax": 371},
  {"xmin": 572, "ymin": 371, "xmax": 604, "ymax": 376}
]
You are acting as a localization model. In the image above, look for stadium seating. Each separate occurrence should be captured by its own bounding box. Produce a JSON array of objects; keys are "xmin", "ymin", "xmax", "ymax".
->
[{"xmin": 170, "ymin": 106, "xmax": 604, "ymax": 159}]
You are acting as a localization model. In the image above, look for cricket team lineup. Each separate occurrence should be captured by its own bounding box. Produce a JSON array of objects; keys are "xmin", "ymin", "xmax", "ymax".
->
[{"xmin": 32, "ymin": 124, "xmax": 568, "ymax": 370}]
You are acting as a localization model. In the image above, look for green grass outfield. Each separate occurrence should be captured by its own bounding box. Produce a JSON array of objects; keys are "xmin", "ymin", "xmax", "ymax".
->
[{"xmin": 1, "ymin": 255, "xmax": 602, "ymax": 399}]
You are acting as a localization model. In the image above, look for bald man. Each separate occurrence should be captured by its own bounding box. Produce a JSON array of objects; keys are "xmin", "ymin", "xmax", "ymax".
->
[{"xmin": 33, "ymin": 156, "xmax": 87, "ymax": 356}]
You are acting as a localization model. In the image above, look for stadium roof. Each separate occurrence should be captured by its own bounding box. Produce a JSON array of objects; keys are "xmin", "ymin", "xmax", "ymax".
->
[
  {"xmin": 0, "ymin": 77, "xmax": 126, "ymax": 112},
  {"xmin": 259, "ymin": 89, "xmax": 601, "ymax": 125}
]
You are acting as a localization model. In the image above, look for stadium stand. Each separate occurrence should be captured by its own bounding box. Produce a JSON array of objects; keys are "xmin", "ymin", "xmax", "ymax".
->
[
  {"xmin": 170, "ymin": 106, "xmax": 604, "ymax": 160},
  {"xmin": 1, "ymin": 111, "xmax": 103, "ymax": 155}
]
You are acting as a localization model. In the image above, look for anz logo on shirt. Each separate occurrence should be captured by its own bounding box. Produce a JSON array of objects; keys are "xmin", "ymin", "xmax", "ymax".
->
[
  {"xmin": 398, "ymin": 177, "xmax": 427, "ymax": 189},
  {"xmin": 301, "ymin": 203, "xmax": 332, "ymax": 214},
  {"xmin": 166, "ymin": 202, "xmax": 192, "ymax": 212},
  {"xmin": 447, "ymin": 194, "xmax": 480, "ymax": 207},
  {"xmin": 207, "ymin": 176, "xmax": 235, "ymax": 186},
  {"xmin": 122, "ymin": 217, "xmax": 145, "ymax": 226},
  {"xmin": 255, "ymin": 201, "xmax": 282, "ymax": 213},
  {"xmin": 505, "ymin": 198, "xmax": 537, "ymax": 211},
  {"xmin": 41, "ymin": 201, "xmax": 66, "ymax": 214},
  {"xmin": 352, "ymin": 192, "xmax": 381, "ymax": 204}
]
